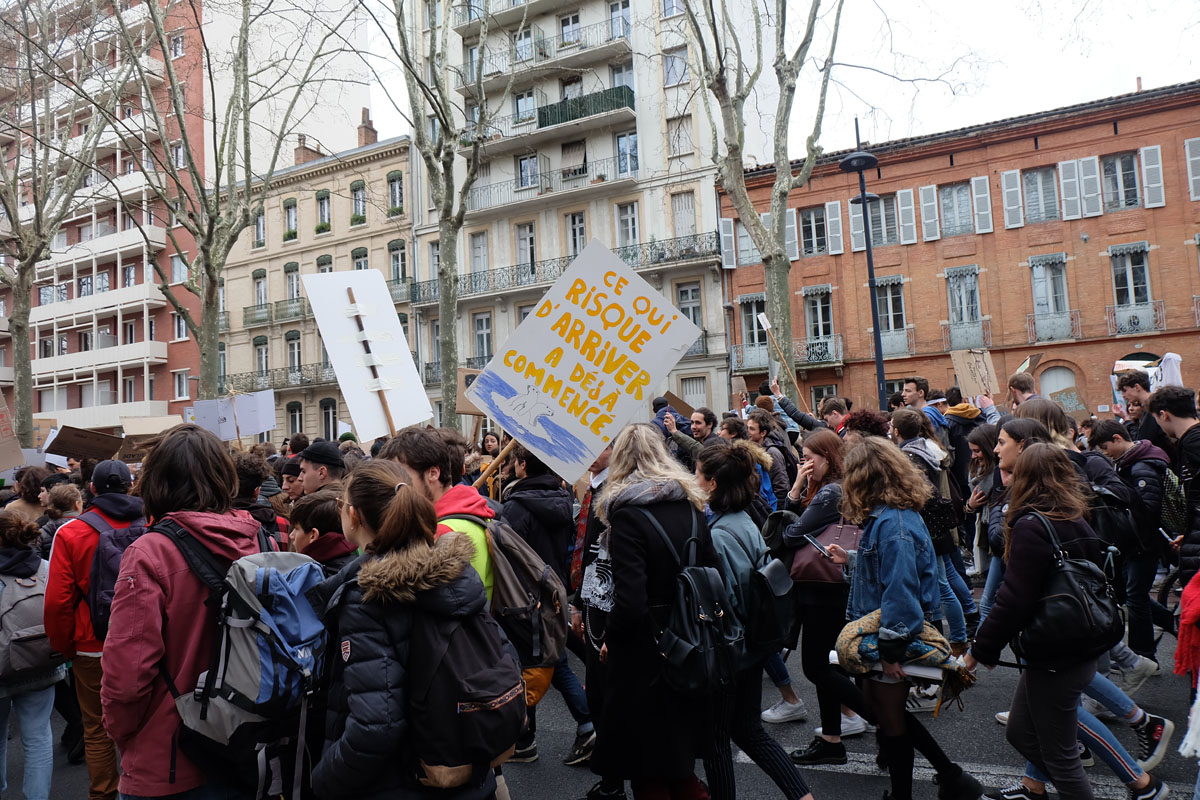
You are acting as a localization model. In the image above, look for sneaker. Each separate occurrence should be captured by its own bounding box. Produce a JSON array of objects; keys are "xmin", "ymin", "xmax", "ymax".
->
[
  {"xmin": 761, "ymin": 698, "xmax": 808, "ymax": 723},
  {"xmin": 906, "ymin": 687, "xmax": 938, "ymax": 713},
  {"xmin": 814, "ymin": 713, "xmax": 872, "ymax": 738},
  {"xmin": 984, "ymin": 783, "xmax": 1047, "ymax": 800},
  {"xmin": 1134, "ymin": 713, "xmax": 1175, "ymax": 771},
  {"xmin": 563, "ymin": 730, "xmax": 596, "ymax": 766},
  {"xmin": 510, "ymin": 738, "xmax": 538, "ymax": 763},
  {"xmin": 1117, "ymin": 657, "xmax": 1160, "ymax": 696},
  {"xmin": 581, "ymin": 780, "xmax": 628, "ymax": 800},
  {"xmin": 1082, "ymin": 695, "xmax": 1119, "ymax": 722},
  {"xmin": 995, "ymin": 710, "xmax": 1009, "ymax": 725},
  {"xmin": 936, "ymin": 765, "xmax": 984, "ymax": 800},
  {"xmin": 791, "ymin": 736, "xmax": 848, "ymax": 765},
  {"xmin": 1128, "ymin": 774, "xmax": 1169, "ymax": 800},
  {"xmin": 1079, "ymin": 742, "xmax": 1095, "ymax": 767}
]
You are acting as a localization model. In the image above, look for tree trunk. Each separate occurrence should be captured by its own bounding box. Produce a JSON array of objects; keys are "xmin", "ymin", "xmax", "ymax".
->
[
  {"xmin": 197, "ymin": 299, "xmax": 220, "ymax": 400},
  {"xmin": 762, "ymin": 251, "xmax": 796, "ymax": 402},
  {"xmin": 10, "ymin": 265, "xmax": 34, "ymax": 448},
  {"xmin": 436, "ymin": 216, "xmax": 460, "ymax": 430}
]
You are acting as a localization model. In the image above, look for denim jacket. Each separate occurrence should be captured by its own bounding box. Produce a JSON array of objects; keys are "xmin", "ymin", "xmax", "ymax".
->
[{"xmin": 847, "ymin": 505, "xmax": 941, "ymax": 662}]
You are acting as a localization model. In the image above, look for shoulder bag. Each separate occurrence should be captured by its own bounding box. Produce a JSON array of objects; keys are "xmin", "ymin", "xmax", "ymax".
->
[{"xmin": 790, "ymin": 518, "xmax": 862, "ymax": 585}]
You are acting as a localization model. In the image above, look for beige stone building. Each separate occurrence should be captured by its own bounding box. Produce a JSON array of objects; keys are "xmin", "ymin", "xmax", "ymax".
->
[{"xmin": 220, "ymin": 118, "xmax": 413, "ymax": 441}]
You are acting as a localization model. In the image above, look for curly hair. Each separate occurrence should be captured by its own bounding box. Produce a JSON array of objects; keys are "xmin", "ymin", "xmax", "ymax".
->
[
  {"xmin": 0, "ymin": 510, "xmax": 39, "ymax": 548},
  {"xmin": 840, "ymin": 437, "xmax": 932, "ymax": 524},
  {"xmin": 841, "ymin": 408, "xmax": 890, "ymax": 439}
]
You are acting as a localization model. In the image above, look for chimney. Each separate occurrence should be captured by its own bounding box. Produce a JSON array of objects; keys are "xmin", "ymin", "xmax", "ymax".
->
[
  {"xmin": 358, "ymin": 107, "xmax": 378, "ymax": 147},
  {"xmin": 294, "ymin": 133, "xmax": 323, "ymax": 165},
  {"xmin": 1136, "ymin": 76, "xmax": 1143, "ymax": 92}
]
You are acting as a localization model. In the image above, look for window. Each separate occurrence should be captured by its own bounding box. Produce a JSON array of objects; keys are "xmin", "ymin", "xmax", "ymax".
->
[
  {"xmin": 609, "ymin": 0, "xmax": 630, "ymax": 37},
  {"xmin": 518, "ymin": 304, "xmax": 535, "ymax": 322},
  {"xmin": 811, "ymin": 384, "xmax": 837, "ymax": 410},
  {"xmin": 171, "ymin": 143, "xmax": 185, "ymax": 168},
  {"xmin": 473, "ymin": 312, "xmax": 492, "ymax": 357},
  {"xmin": 124, "ymin": 321, "xmax": 136, "ymax": 344},
  {"xmin": 288, "ymin": 402, "xmax": 303, "ymax": 435},
  {"xmin": 425, "ymin": 0, "xmax": 441, "ymax": 27},
  {"xmin": 286, "ymin": 270, "xmax": 300, "ymax": 299},
  {"xmin": 96, "ymin": 272, "xmax": 109, "ymax": 293},
  {"xmin": 513, "ymin": 28, "xmax": 532, "ymax": 61},
  {"xmin": 38, "ymin": 338, "xmax": 53, "ymax": 358},
  {"xmin": 676, "ymin": 282, "xmax": 701, "ymax": 327},
  {"xmin": 147, "ymin": 373, "xmax": 155, "ymax": 400},
  {"xmin": 865, "ymin": 195, "xmax": 899, "ymax": 246},
  {"xmin": 946, "ymin": 269, "xmax": 980, "ymax": 325},
  {"xmin": 1031, "ymin": 258, "xmax": 1068, "ymax": 316},
  {"xmin": 611, "ymin": 61, "xmax": 633, "ymax": 89},
  {"xmin": 742, "ymin": 299, "xmax": 767, "ymax": 346},
  {"xmin": 875, "ymin": 283, "xmax": 905, "ymax": 332},
  {"xmin": 560, "ymin": 76, "xmax": 583, "ymax": 100},
  {"xmin": 617, "ymin": 202, "xmax": 638, "ymax": 248},
  {"xmin": 667, "ymin": 115, "xmax": 692, "ymax": 156},
  {"xmin": 255, "ymin": 341, "xmax": 269, "ymax": 373},
  {"xmin": 805, "ymin": 289, "xmax": 833, "ymax": 339},
  {"xmin": 663, "ymin": 0, "xmax": 684, "ymax": 17},
  {"xmin": 671, "ymin": 192, "xmax": 696, "ymax": 237},
  {"xmin": 429, "ymin": 242, "xmax": 440, "ymax": 278},
  {"xmin": 38, "ymin": 286, "xmax": 54, "ymax": 306},
  {"xmin": 284, "ymin": 202, "xmax": 297, "ymax": 234},
  {"xmin": 516, "ymin": 223, "xmax": 536, "ymax": 277},
  {"xmin": 561, "ymin": 139, "xmax": 586, "ymax": 179},
  {"xmin": 567, "ymin": 212, "xmax": 586, "ymax": 257},
  {"xmin": 560, "ymin": 12, "xmax": 580, "ymax": 44},
  {"xmin": 123, "ymin": 265, "xmax": 137, "ymax": 287},
  {"xmin": 1102, "ymin": 153, "xmax": 1140, "ymax": 210},
  {"xmin": 148, "ymin": 318, "xmax": 156, "ymax": 340},
  {"xmin": 799, "ymin": 207, "xmax": 827, "ymax": 256},
  {"xmin": 663, "ymin": 47, "xmax": 688, "ymax": 86},
  {"xmin": 680, "ymin": 376, "xmax": 707, "ymax": 409},
  {"xmin": 321, "ymin": 399, "xmax": 337, "ymax": 440},
  {"xmin": 317, "ymin": 256, "xmax": 333, "ymax": 274},
  {"xmin": 169, "ymin": 33, "xmax": 184, "ymax": 58},
  {"xmin": 1023, "ymin": 167, "xmax": 1059, "ymax": 223},
  {"xmin": 172, "ymin": 312, "xmax": 187, "ymax": 340},
  {"xmin": 616, "ymin": 131, "xmax": 638, "ymax": 175},
  {"xmin": 287, "ymin": 336, "xmax": 301, "ymax": 369},
  {"xmin": 254, "ymin": 276, "xmax": 267, "ymax": 306},
  {"xmin": 317, "ymin": 194, "xmax": 330, "ymax": 226},
  {"xmin": 170, "ymin": 254, "xmax": 187, "ymax": 283},
  {"xmin": 352, "ymin": 186, "xmax": 367, "ymax": 219},
  {"xmin": 388, "ymin": 173, "xmax": 403, "ymax": 211},
  {"xmin": 884, "ymin": 379, "xmax": 906, "ymax": 396},
  {"xmin": 938, "ymin": 183, "xmax": 973, "ymax": 237},
  {"xmin": 80, "ymin": 330, "xmax": 93, "ymax": 351},
  {"xmin": 173, "ymin": 370, "xmax": 189, "ymax": 400},
  {"xmin": 736, "ymin": 221, "xmax": 760, "ymax": 265},
  {"xmin": 1111, "ymin": 250, "xmax": 1150, "ymax": 306},
  {"xmin": 124, "ymin": 377, "xmax": 136, "ymax": 403},
  {"xmin": 517, "ymin": 154, "xmax": 539, "ymax": 189},
  {"xmin": 470, "ymin": 232, "xmax": 488, "ymax": 273},
  {"xmin": 78, "ymin": 275, "xmax": 93, "ymax": 297},
  {"xmin": 254, "ymin": 210, "xmax": 265, "ymax": 245},
  {"xmin": 353, "ymin": 250, "xmax": 368, "ymax": 271},
  {"xmin": 390, "ymin": 241, "xmax": 406, "ymax": 281}
]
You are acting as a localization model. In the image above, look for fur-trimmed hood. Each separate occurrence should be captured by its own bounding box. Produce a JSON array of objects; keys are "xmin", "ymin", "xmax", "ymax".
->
[{"xmin": 357, "ymin": 532, "xmax": 482, "ymax": 612}]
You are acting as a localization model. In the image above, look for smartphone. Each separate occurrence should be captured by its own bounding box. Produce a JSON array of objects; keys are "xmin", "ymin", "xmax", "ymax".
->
[{"xmin": 803, "ymin": 534, "xmax": 831, "ymax": 559}]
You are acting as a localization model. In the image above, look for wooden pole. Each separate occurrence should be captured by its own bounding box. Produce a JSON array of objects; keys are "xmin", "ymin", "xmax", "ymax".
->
[
  {"xmin": 473, "ymin": 437, "xmax": 517, "ymax": 489},
  {"xmin": 764, "ymin": 327, "xmax": 811, "ymax": 414},
  {"xmin": 347, "ymin": 287, "xmax": 398, "ymax": 436}
]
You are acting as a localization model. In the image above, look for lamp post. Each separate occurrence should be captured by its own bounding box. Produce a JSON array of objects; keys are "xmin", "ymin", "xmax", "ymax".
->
[{"xmin": 839, "ymin": 121, "xmax": 887, "ymax": 411}]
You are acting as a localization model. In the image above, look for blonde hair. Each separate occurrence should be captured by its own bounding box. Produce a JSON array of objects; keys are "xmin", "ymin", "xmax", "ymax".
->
[
  {"xmin": 596, "ymin": 424, "xmax": 706, "ymax": 521},
  {"xmin": 45, "ymin": 483, "xmax": 82, "ymax": 520},
  {"xmin": 840, "ymin": 437, "xmax": 932, "ymax": 524}
]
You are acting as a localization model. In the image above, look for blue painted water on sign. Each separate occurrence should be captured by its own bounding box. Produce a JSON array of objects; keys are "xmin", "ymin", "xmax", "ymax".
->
[{"xmin": 471, "ymin": 369, "xmax": 591, "ymax": 467}]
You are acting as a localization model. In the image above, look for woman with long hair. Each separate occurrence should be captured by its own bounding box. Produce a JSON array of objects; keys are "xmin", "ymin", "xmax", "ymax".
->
[
  {"xmin": 697, "ymin": 444, "xmax": 813, "ymax": 800},
  {"xmin": 963, "ymin": 425, "xmax": 998, "ymax": 602},
  {"xmin": 829, "ymin": 438, "xmax": 982, "ymax": 800},
  {"xmin": 590, "ymin": 424, "xmax": 716, "ymax": 800}
]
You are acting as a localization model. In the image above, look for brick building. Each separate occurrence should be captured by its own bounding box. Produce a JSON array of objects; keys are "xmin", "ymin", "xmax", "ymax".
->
[{"xmin": 719, "ymin": 80, "xmax": 1200, "ymax": 413}]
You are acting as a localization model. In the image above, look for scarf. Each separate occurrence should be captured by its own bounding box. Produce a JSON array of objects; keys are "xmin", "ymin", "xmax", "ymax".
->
[
  {"xmin": 945, "ymin": 403, "xmax": 982, "ymax": 420},
  {"xmin": 595, "ymin": 474, "xmax": 693, "ymax": 550},
  {"xmin": 1175, "ymin": 567, "xmax": 1200, "ymax": 686}
]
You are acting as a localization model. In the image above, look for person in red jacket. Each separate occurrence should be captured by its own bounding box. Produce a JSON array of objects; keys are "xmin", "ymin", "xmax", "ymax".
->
[
  {"xmin": 44, "ymin": 459, "xmax": 142, "ymax": 800},
  {"xmin": 100, "ymin": 425, "xmax": 267, "ymax": 799}
]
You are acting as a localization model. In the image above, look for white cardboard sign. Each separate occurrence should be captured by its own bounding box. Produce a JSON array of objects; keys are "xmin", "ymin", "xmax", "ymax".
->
[
  {"xmin": 302, "ymin": 270, "xmax": 431, "ymax": 440},
  {"xmin": 464, "ymin": 240, "xmax": 701, "ymax": 483},
  {"xmin": 193, "ymin": 390, "xmax": 277, "ymax": 441}
]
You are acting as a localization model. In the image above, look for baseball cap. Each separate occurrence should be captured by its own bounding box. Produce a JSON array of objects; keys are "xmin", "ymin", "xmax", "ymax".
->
[
  {"xmin": 91, "ymin": 460, "xmax": 133, "ymax": 494},
  {"xmin": 298, "ymin": 441, "xmax": 344, "ymax": 470}
]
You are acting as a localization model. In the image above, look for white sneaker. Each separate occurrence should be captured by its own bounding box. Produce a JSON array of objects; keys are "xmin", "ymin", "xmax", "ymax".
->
[
  {"xmin": 761, "ymin": 699, "xmax": 808, "ymax": 723},
  {"xmin": 814, "ymin": 713, "xmax": 872, "ymax": 738},
  {"xmin": 995, "ymin": 710, "xmax": 1009, "ymax": 725},
  {"xmin": 1116, "ymin": 656, "xmax": 1159, "ymax": 695},
  {"xmin": 906, "ymin": 687, "xmax": 938, "ymax": 713},
  {"xmin": 1081, "ymin": 695, "xmax": 1119, "ymax": 722}
]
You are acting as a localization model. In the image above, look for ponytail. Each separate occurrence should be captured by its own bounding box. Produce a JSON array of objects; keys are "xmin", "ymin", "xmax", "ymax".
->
[
  {"xmin": 0, "ymin": 510, "xmax": 39, "ymax": 548},
  {"xmin": 343, "ymin": 461, "xmax": 436, "ymax": 554},
  {"xmin": 697, "ymin": 443, "xmax": 758, "ymax": 513}
]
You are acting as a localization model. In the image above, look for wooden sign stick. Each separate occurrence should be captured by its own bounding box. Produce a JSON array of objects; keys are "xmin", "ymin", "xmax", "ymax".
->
[
  {"xmin": 227, "ymin": 390, "xmax": 245, "ymax": 451},
  {"xmin": 347, "ymin": 287, "xmax": 398, "ymax": 436},
  {"xmin": 473, "ymin": 437, "xmax": 517, "ymax": 489},
  {"xmin": 764, "ymin": 326, "xmax": 812, "ymax": 414}
]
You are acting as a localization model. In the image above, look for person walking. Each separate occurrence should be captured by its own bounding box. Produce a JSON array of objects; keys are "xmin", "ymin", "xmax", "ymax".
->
[
  {"xmin": 747, "ymin": 409, "xmax": 794, "ymax": 510},
  {"xmin": 1147, "ymin": 385, "xmax": 1200, "ymax": 587}
]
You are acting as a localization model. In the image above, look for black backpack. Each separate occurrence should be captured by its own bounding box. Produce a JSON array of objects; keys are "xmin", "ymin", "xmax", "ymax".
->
[
  {"xmin": 636, "ymin": 507, "xmax": 742, "ymax": 694},
  {"xmin": 718, "ymin": 519, "xmax": 793, "ymax": 663},
  {"xmin": 406, "ymin": 605, "xmax": 526, "ymax": 789},
  {"xmin": 83, "ymin": 511, "xmax": 148, "ymax": 640},
  {"xmin": 772, "ymin": 440, "xmax": 800, "ymax": 487}
]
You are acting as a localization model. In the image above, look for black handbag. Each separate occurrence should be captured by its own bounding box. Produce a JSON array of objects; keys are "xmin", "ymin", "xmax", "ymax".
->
[{"xmin": 1010, "ymin": 512, "xmax": 1125, "ymax": 664}]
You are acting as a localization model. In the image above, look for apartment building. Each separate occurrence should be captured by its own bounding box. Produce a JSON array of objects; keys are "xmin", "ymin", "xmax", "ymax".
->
[
  {"xmin": 721, "ymin": 80, "xmax": 1200, "ymax": 413},
  {"xmin": 220, "ymin": 124, "xmax": 413, "ymax": 442},
  {"xmin": 406, "ymin": 0, "xmax": 733, "ymax": 424},
  {"xmin": 0, "ymin": 0, "xmax": 367, "ymax": 432}
]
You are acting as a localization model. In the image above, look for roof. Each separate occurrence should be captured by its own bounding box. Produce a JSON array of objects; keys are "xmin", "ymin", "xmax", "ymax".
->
[{"xmin": 222, "ymin": 134, "xmax": 411, "ymax": 195}]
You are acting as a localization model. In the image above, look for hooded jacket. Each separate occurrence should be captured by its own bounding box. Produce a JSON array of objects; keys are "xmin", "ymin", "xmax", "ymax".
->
[
  {"xmin": 309, "ymin": 534, "xmax": 496, "ymax": 800},
  {"xmin": 943, "ymin": 404, "xmax": 983, "ymax": 494},
  {"xmin": 45, "ymin": 491, "xmax": 144, "ymax": 657},
  {"xmin": 760, "ymin": 429, "xmax": 794, "ymax": 508},
  {"xmin": 502, "ymin": 472, "xmax": 573, "ymax": 584},
  {"xmin": 1114, "ymin": 439, "xmax": 1171, "ymax": 552},
  {"xmin": 435, "ymin": 484, "xmax": 496, "ymax": 603},
  {"xmin": 233, "ymin": 496, "xmax": 289, "ymax": 544},
  {"xmin": 0, "ymin": 546, "xmax": 66, "ymax": 696},
  {"xmin": 900, "ymin": 437, "xmax": 947, "ymax": 490},
  {"xmin": 100, "ymin": 510, "xmax": 265, "ymax": 797},
  {"xmin": 302, "ymin": 532, "xmax": 359, "ymax": 577},
  {"xmin": 37, "ymin": 513, "xmax": 78, "ymax": 560}
]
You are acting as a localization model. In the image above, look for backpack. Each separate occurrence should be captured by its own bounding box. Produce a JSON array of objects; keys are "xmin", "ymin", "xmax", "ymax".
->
[
  {"xmin": 82, "ymin": 510, "xmax": 148, "ymax": 640},
  {"xmin": 1086, "ymin": 484, "xmax": 1137, "ymax": 554},
  {"xmin": 771, "ymin": 439, "xmax": 800, "ymax": 487},
  {"xmin": 720, "ymin": 522, "xmax": 793, "ymax": 664},
  {"xmin": 442, "ymin": 514, "xmax": 569, "ymax": 669},
  {"xmin": 0, "ymin": 561, "xmax": 61, "ymax": 679},
  {"xmin": 406, "ymin": 604, "xmax": 526, "ymax": 789},
  {"xmin": 152, "ymin": 519, "xmax": 327, "ymax": 800},
  {"xmin": 636, "ymin": 507, "xmax": 743, "ymax": 694},
  {"xmin": 1161, "ymin": 467, "xmax": 1188, "ymax": 534}
]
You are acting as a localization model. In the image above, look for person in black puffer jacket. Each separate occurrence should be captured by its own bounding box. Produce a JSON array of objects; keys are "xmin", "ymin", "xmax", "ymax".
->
[
  {"xmin": 37, "ymin": 483, "xmax": 83, "ymax": 560},
  {"xmin": 1147, "ymin": 386, "xmax": 1200, "ymax": 590},
  {"xmin": 309, "ymin": 459, "xmax": 502, "ymax": 800}
]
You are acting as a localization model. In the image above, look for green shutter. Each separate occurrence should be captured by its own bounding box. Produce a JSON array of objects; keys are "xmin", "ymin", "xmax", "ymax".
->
[
  {"xmin": 316, "ymin": 254, "xmax": 332, "ymax": 267},
  {"xmin": 285, "ymin": 329, "xmax": 300, "ymax": 341},
  {"xmin": 386, "ymin": 170, "xmax": 403, "ymax": 181},
  {"xmin": 316, "ymin": 189, "xmax": 330, "ymax": 200},
  {"xmin": 286, "ymin": 401, "xmax": 301, "ymax": 412},
  {"xmin": 387, "ymin": 238, "xmax": 404, "ymax": 251},
  {"xmin": 252, "ymin": 268, "xmax": 266, "ymax": 279},
  {"xmin": 283, "ymin": 197, "xmax": 297, "ymax": 208},
  {"xmin": 320, "ymin": 397, "xmax": 337, "ymax": 409},
  {"xmin": 253, "ymin": 335, "xmax": 268, "ymax": 346},
  {"xmin": 351, "ymin": 246, "xmax": 368, "ymax": 258},
  {"xmin": 218, "ymin": 342, "xmax": 225, "ymax": 351},
  {"xmin": 349, "ymin": 180, "xmax": 365, "ymax": 191},
  {"xmin": 283, "ymin": 262, "xmax": 299, "ymax": 273},
  {"xmin": 398, "ymin": 312, "xmax": 408, "ymax": 323}
]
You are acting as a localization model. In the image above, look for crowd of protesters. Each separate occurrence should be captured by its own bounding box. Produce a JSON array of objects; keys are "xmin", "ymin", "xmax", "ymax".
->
[{"xmin": 0, "ymin": 366, "xmax": 1193, "ymax": 800}]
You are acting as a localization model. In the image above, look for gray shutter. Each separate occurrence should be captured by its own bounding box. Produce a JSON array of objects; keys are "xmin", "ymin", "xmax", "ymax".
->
[
  {"xmin": 824, "ymin": 201, "xmax": 843, "ymax": 255},
  {"xmin": 1186, "ymin": 138, "xmax": 1200, "ymax": 201},
  {"xmin": 1058, "ymin": 160, "xmax": 1081, "ymax": 220},
  {"xmin": 970, "ymin": 176, "xmax": 993, "ymax": 234},
  {"xmin": 919, "ymin": 184, "xmax": 940, "ymax": 241},
  {"xmin": 719, "ymin": 217, "xmax": 736, "ymax": 269},
  {"xmin": 1078, "ymin": 156, "xmax": 1103, "ymax": 218},
  {"xmin": 849, "ymin": 200, "xmax": 865, "ymax": 252},
  {"xmin": 1001, "ymin": 169, "xmax": 1024, "ymax": 229},
  {"xmin": 896, "ymin": 189, "xmax": 917, "ymax": 244},
  {"xmin": 1139, "ymin": 145, "xmax": 1164, "ymax": 208},
  {"xmin": 785, "ymin": 208, "xmax": 799, "ymax": 260}
]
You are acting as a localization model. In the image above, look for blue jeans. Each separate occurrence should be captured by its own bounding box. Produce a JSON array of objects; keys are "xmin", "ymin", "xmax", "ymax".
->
[
  {"xmin": 0, "ymin": 685, "xmax": 55, "ymax": 800},
  {"xmin": 551, "ymin": 653, "xmax": 592, "ymax": 735},
  {"xmin": 120, "ymin": 784, "xmax": 250, "ymax": 800},
  {"xmin": 935, "ymin": 556, "xmax": 966, "ymax": 642},
  {"xmin": 763, "ymin": 652, "xmax": 792, "ymax": 688},
  {"xmin": 979, "ymin": 557, "xmax": 1005, "ymax": 623},
  {"xmin": 1124, "ymin": 552, "xmax": 1159, "ymax": 659},
  {"xmin": 943, "ymin": 554, "xmax": 978, "ymax": 616}
]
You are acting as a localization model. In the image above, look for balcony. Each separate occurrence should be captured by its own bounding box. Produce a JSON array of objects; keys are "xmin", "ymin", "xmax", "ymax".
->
[
  {"xmin": 388, "ymin": 278, "xmax": 412, "ymax": 303},
  {"xmin": 731, "ymin": 343, "xmax": 770, "ymax": 373},
  {"xmin": 1026, "ymin": 310, "xmax": 1081, "ymax": 343},
  {"xmin": 424, "ymin": 362, "xmax": 443, "ymax": 386},
  {"xmin": 873, "ymin": 328, "xmax": 916, "ymax": 359},
  {"xmin": 456, "ymin": 18, "xmax": 632, "ymax": 96},
  {"xmin": 1106, "ymin": 301, "xmax": 1165, "ymax": 336},
  {"xmin": 32, "ymin": 340, "xmax": 167, "ymax": 377},
  {"xmin": 274, "ymin": 298, "xmax": 310, "ymax": 322},
  {"xmin": 0, "ymin": 366, "xmax": 13, "ymax": 386},
  {"xmin": 42, "ymin": 400, "xmax": 169, "ymax": 431},
  {"xmin": 218, "ymin": 311, "xmax": 229, "ymax": 332},
  {"xmin": 243, "ymin": 304, "xmax": 272, "ymax": 327},
  {"xmin": 38, "ymin": 225, "xmax": 166, "ymax": 274},
  {"xmin": 0, "ymin": 317, "xmax": 9, "ymax": 338},
  {"xmin": 466, "ymin": 155, "xmax": 636, "ymax": 217},
  {"xmin": 941, "ymin": 319, "xmax": 992, "ymax": 351},
  {"xmin": 411, "ymin": 232, "xmax": 719, "ymax": 306},
  {"xmin": 219, "ymin": 363, "xmax": 340, "ymax": 395},
  {"xmin": 460, "ymin": 86, "xmax": 635, "ymax": 157},
  {"xmin": 683, "ymin": 331, "xmax": 707, "ymax": 358},
  {"xmin": 793, "ymin": 334, "xmax": 843, "ymax": 366},
  {"xmin": 452, "ymin": 0, "xmax": 574, "ymax": 36},
  {"xmin": 30, "ymin": 280, "xmax": 166, "ymax": 325}
]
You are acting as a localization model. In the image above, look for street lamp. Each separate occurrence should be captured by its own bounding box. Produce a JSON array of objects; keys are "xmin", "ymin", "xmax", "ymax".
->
[{"xmin": 839, "ymin": 123, "xmax": 887, "ymax": 411}]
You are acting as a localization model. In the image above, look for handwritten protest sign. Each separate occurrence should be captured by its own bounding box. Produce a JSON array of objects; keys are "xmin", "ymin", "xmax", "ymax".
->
[
  {"xmin": 45, "ymin": 426, "xmax": 123, "ymax": 461},
  {"xmin": 1049, "ymin": 387, "xmax": 1091, "ymax": 422},
  {"xmin": 457, "ymin": 369, "xmax": 486, "ymax": 417},
  {"xmin": 464, "ymin": 241, "xmax": 702, "ymax": 483},
  {"xmin": 950, "ymin": 349, "xmax": 1001, "ymax": 399},
  {"xmin": 193, "ymin": 390, "xmax": 276, "ymax": 442}
]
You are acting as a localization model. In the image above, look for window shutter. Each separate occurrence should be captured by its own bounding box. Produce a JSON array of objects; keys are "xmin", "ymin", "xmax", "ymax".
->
[
  {"xmin": 849, "ymin": 200, "xmax": 865, "ymax": 252},
  {"xmin": 1078, "ymin": 156, "xmax": 1103, "ymax": 217},
  {"xmin": 824, "ymin": 201, "xmax": 843, "ymax": 255},
  {"xmin": 970, "ymin": 176, "xmax": 993, "ymax": 233},
  {"xmin": 1139, "ymin": 145, "xmax": 1165, "ymax": 208},
  {"xmin": 1058, "ymin": 160, "xmax": 1081, "ymax": 220},
  {"xmin": 1186, "ymin": 138, "xmax": 1200, "ymax": 201},
  {"xmin": 919, "ymin": 185, "xmax": 940, "ymax": 241},
  {"xmin": 283, "ymin": 262, "xmax": 298, "ymax": 273},
  {"xmin": 1001, "ymin": 170, "xmax": 1023, "ymax": 229},
  {"xmin": 718, "ymin": 218, "xmax": 736, "ymax": 269},
  {"xmin": 785, "ymin": 209, "xmax": 799, "ymax": 261},
  {"xmin": 896, "ymin": 189, "xmax": 917, "ymax": 244}
]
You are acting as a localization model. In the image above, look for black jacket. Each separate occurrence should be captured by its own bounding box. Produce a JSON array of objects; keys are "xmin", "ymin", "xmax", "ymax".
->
[
  {"xmin": 37, "ymin": 514, "xmax": 77, "ymax": 560},
  {"xmin": 760, "ymin": 430, "xmax": 794, "ymax": 509},
  {"xmin": 1114, "ymin": 440, "xmax": 1171, "ymax": 553},
  {"xmin": 943, "ymin": 413, "xmax": 982, "ymax": 496},
  {"xmin": 309, "ymin": 534, "xmax": 496, "ymax": 800},
  {"xmin": 1176, "ymin": 424, "xmax": 1200, "ymax": 586},
  {"xmin": 777, "ymin": 395, "xmax": 827, "ymax": 432},
  {"xmin": 502, "ymin": 472, "xmax": 573, "ymax": 584},
  {"xmin": 1068, "ymin": 449, "xmax": 1138, "ymax": 509}
]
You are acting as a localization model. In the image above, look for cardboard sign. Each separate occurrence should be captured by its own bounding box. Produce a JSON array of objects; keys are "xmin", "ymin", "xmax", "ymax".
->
[
  {"xmin": 121, "ymin": 415, "xmax": 183, "ymax": 438},
  {"xmin": 31, "ymin": 418, "xmax": 57, "ymax": 449},
  {"xmin": 1049, "ymin": 387, "xmax": 1091, "ymax": 422},
  {"xmin": 0, "ymin": 393, "xmax": 24, "ymax": 473},
  {"xmin": 464, "ymin": 240, "xmax": 702, "ymax": 483},
  {"xmin": 44, "ymin": 426, "xmax": 123, "ymax": 461},
  {"xmin": 949, "ymin": 349, "xmax": 1001, "ymax": 398},
  {"xmin": 1014, "ymin": 353, "xmax": 1043, "ymax": 375},
  {"xmin": 457, "ymin": 369, "xmax": 486, "ymax": 417},
  {"xmin": 730, "ymin": 376, "xmax": 747, "ymax": 398},
  {"xmin": 193, "ymin": 390, "xmax": 276, "ymax": 442},
  {"xmin": 660, "ymin": 391, "xmax": 695, "ymax": 419},
  {"xmin": 302, "ymin": 270, "xmax": 431, "ymax": 439}
]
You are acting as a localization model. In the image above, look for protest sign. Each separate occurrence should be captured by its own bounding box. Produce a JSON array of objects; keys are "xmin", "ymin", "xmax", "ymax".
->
[
  {"xmin": 337, "ymin": 420, "xmax": 353, "ymax": 439},
  {"xmin": 45, "ymin": 426, "xmax": 123, "ymax": 461},
  {"xmin": 659, "ymin": 391, "xmax": 694, "ymax": 419},
  {"xmin": 950, "ymin": 349, "xmax": 1001, "ymax": 398},
  {"xmin": 1014, "ymin": 353, "xmax": 1043, "ymax": 375},
  {"xmin": 0, "ymin": 393, "xmax": 23, "ymax": 473},
  {"xmin": 302, "ymin": 270, "xmax": 430, "ymax": 440},
  {"xmin": 31, "ymin": 418, "xmax": 57, "ymax": 449},
  {"xmin": 193, "ymin": 391, "xmax": 275, "ymax": 442},
  {"xmin": 457, "ymin": 369, "xmax": 486, "ymax": 416},
  {"xmin": 121, "ymin": 415, "xmax": 183, "ymax": 438},
  {"xmin": 1049, "ymin": 387, "xmax": 1091, "ymax": 422},
  {"xmin": 464, "ymin": 240, "xmax": 702, "ymax": 483}
]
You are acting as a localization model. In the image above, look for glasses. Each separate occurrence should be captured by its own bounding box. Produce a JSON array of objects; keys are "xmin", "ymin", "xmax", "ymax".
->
[{"xmin": 336, "ymin": 497, "xmax": 349, "ymax": 511}]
